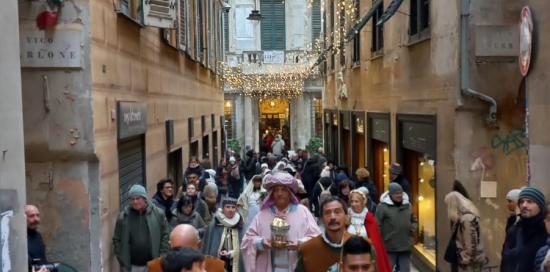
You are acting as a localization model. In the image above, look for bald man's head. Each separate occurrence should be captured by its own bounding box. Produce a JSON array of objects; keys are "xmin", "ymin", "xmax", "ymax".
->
[
  {"xmin": 25, "ymin": 205, "xmax": 41, "ymax": 230},
  {"xmin": 170, "ymin": 224, "xmax": 201, "ymax": 249}
]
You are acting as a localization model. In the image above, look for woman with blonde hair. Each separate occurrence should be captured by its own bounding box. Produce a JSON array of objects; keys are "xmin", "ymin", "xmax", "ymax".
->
[
  {"xmin": 347, "ymin": 189, "xmax": 392, "ymax": 272},
  {"xmin": 444, "ymin": 191, "xmax": 485, "ymax": 271}
]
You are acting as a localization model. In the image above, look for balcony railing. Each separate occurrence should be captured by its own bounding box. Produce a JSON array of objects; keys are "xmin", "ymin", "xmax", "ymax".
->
[{"xmin": 225, "ymin": 50, "xmax": 317, "ymax": 72}]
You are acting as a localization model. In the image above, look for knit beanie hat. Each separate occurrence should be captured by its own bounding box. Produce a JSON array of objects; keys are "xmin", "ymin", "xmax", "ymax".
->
[
  {"xmin": 389, "ymin": 163, "xmax": 402, "ymax": 175},
  {"xmin": 518, "ymin": 187, "xmax": 545, "ymax": 209},
  {"xmin": 128, "ymin": 184, "xmax": 148, "ymax": 199},
  {"xmin": 505, "ymin": 189, "xmax": 521, "ymax": 203},
  {"xmin": 389, "ymin": 182, "xmax": 403, "ymax": 195}
]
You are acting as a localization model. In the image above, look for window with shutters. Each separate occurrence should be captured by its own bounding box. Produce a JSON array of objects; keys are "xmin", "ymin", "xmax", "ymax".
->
[
  {"xmin": 352, "ymin": 0, "xmax": 361, "ymax": 65},
  {"xmin": 143, "ymin": 0, "xmax": 177, "ymax": 28},
  {"xmin": 223, "ymin": 11, "xmax": 229, "ymax": 51},
  {"xmin": 330, "ymin": 0, "xmax": 335, "ymax": 71},
  {"xmin": 339, "ymin": 1, "xmax": 345, "ymax": 66},
  {"xmin": 117, "ymin": 0, "xmax": 176, "ymax": 28},
  {"xmin": 195, "ymin": 0, "xmax": 204, "ymax": 61},
  {"xmin": 372, "ymin": 0, "xmax": 383, "ymax": 54},
  {"xmin": 311, "ymin": 0, "xmax": 321, "ymax": 42},
  {"xmin": 117, "ymin": 0, "xmax": 143, "ymax": 24},
  {"xmin": 178, "ymin": 0, "xmax": 188, "ymax": 51},
  {"xmin": 409, "ymin": 0, "xmax": 430, "ymax": 42},
  {"xmin": 260, "ymin": 0, "xmax": 286, "ymax": 50}
]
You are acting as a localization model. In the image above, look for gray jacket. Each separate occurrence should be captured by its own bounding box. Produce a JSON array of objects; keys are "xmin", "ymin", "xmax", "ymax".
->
[{"xmin": 375, "ymin": 191, "xmax": 417, "ymax": 252}]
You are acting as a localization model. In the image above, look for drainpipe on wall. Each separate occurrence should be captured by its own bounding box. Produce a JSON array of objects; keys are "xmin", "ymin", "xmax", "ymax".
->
[{"xmin": 460, "ymin": 0, "xmax": 498, "ymax": 127}]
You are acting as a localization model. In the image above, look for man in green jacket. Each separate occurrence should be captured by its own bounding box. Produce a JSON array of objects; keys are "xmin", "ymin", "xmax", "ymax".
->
[
  {"xmin": 113, "ymin": 184, "xmax": 171, "ymax": 272},
  {"xmin": 375, "ymin": 183, "xmax": 417, "ymax": 272}
]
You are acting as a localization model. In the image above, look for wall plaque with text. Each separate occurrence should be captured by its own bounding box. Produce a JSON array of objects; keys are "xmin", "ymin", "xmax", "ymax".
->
[{"xmin": 20, "ymin": 30, "xmax": 82, "ymax": 68}]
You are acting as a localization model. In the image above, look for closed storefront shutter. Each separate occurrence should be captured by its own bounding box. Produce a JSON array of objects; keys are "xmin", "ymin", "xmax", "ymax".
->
[{"xmin": 118, "ymin": 136, "xmax": 146, "ymax": 208}]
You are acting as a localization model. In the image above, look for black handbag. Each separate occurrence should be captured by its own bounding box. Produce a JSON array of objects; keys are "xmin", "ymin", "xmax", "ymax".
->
[{"xmin": 444, "ymin": 223, "xmax": 460, "ymax": 264}]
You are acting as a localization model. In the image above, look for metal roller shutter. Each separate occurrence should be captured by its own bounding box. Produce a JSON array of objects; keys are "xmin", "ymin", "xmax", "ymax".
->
[{"xmin": 118, "ymin": 136, "xmax": 146, "ymax": 208}]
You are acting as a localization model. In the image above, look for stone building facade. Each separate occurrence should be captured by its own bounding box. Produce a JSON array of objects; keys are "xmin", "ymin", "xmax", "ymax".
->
[
  {"xmin": 223, "ymin": 0, "xmax": 324, "ymax": 153},
  {"xmin": 320, "ymin": 0, "xmax": 544, "ymax": 270},
  {"xmin": 0, "ymin": 2, "xmax": 27, "ymax": 271},
  {"xmin": 18, "ymin": 0, "xmax": 225, "ymax": 270}
]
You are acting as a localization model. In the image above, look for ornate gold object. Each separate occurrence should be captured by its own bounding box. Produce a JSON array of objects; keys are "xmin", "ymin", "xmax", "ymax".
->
[{"xmin": 271, "ymin": 217, "xmax": 290, "ymax": 249}]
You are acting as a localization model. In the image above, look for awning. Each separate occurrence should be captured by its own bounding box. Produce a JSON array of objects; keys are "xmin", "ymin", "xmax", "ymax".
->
[
  {"xmin": 377, "ymin": 0, "xmax": 404, "ymax": 26},
  {"xmin": 345, "ymin": 0, "xmax": 383, "ymax": 41}
]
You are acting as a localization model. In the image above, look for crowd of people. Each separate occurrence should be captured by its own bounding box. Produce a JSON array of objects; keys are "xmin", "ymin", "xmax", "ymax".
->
[{"xmin": 25, "ymin": 148, "xmax": 550, "ymax": 272}]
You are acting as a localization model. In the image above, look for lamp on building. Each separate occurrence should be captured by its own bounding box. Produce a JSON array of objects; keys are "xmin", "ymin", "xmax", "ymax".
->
[
  {"xmin": 247, "ymin": 1, "xmax": 262, "ymax": 21},
  {"xmin": 247, "ymin": 9, "xmax": 262, "ymax": 21}
]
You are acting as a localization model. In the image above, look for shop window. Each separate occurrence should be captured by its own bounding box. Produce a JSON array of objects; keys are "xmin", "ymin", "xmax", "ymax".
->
[
  {"xmin": 409, "ymin": 0, "xmax": 430, "ymax": 41},
  {"xmin": 415, "ymin": 156, "xmax": 436, "ymax": 262},
  {"xmin": 312, "ymin": 98, "xmax": 323, "ymax": 138},
  {"xmin": 224, "ymin": 100, "xmax": 233, "ymax": 139}
]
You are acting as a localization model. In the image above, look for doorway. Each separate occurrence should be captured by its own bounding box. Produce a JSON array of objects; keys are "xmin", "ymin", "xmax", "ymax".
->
[
  {"xmin": 259, "ymin": 98, "xmax": 290, "ymax": 154},
  {"xmin": 167, "ymin": 148, "xmax": 183, "ymax": 192}
]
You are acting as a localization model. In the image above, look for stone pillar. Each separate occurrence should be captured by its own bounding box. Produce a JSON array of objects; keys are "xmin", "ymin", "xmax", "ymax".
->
[
  {"xmin": 290, "ymin": 94, "xmax": 312, "ymax": 150},
  {"xmin": 0, "ymin": 2, "xmax": 27, "ymax": 270},
  {"xmin": 243, "ymin": 96, "xmax": 254, "ymax": 152}
]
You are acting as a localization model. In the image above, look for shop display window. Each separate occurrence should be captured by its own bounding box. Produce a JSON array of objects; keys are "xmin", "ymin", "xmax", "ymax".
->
[{"xmin": 415, "ymin": 156, "xmax": 436, "ymax": 264}]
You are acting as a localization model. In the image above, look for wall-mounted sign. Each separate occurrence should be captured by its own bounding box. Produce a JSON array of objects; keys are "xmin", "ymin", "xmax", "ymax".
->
[
  {"xmin": 372, "ymin": 119, "xmax": 390, "ymax": 143},
  {"xmin": 401, "ymin": 121, "xmax": 436, "ymax": 159},
  {"xmin": 118, "ymin": 102, "xmax": 147, "ymax": 139},
  {"xmin": 474, "ymin": 26, "xmax": 518, "ymax": 57},
  {"xmin": 263, "ymin": 51, "xmax": 285, "ymax": 64},
  {"xmin": 519, "ymin": 6, "xmax": 533, "ymax": 76},
  {"xmin": 20, "ymin": 30, "xmax": 82, "ymax": 68}
]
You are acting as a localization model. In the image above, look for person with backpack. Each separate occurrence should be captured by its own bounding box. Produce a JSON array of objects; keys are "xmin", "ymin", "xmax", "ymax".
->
[{"xmin": 309, "ymin": 177, "xmax": 338, "ymax": 218}]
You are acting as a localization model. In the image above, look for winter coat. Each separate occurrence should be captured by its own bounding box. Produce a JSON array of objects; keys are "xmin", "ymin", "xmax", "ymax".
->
[
  {"xmin": 170, "ymin": 210, "xmax": 206, "ymax": 236},
  {"xmin": 191, "ymin": 195, "xmax": 212, "ymax": 225},
  {"xmin": 501, "ymin": 212, "xmax": 547, "ymax": 272},
  {"xmin": 112, "ymin": 203, "xmax": 170, "ymax": 271},
  {"xmin": 375, "ymin": 191, "xmax": 417, "ymax": 252},
  {"xmin": 301, "ymin": 156, "xmax": 321, "ymax": 197},
  {"xmin": 450, "ymin": 212, "xmax": 486, "ymax": 269},
  {"xmin": 535, "ymin": 237, "xmax": 550, "ymax": 272},
  {"xmin": 271, "ymin": 138, "xmax": 285, "ymax": 157},
  {"xmin": 151, "ymin": 192, "xmax": 176, "ymax": 222}
]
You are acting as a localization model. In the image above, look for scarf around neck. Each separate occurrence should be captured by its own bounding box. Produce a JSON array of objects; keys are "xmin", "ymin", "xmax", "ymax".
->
[{"xmin": 215, "ymin": 208, "xmax": 241, "ymax": 228}]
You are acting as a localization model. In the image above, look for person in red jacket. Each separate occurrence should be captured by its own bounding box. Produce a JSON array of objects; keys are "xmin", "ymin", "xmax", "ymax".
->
[{"xmin": 348, "ymin": 189, "xmax": 392, "ymax": 272}]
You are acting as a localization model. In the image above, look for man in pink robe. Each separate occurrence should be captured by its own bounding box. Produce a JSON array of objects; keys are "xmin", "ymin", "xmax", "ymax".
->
[{"xmin": 241, "ymin": 171, "xmax": 321, "ymax": 272}]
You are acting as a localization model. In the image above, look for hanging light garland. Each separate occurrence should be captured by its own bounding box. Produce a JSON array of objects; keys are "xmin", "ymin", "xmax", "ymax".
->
[
  {"xmin": 220, "ymin": 50, "xmax": 321, "ymax": 98},
  {"xmin": 222, "ymin": 0, "xmax": 361, "ymax": 98}
]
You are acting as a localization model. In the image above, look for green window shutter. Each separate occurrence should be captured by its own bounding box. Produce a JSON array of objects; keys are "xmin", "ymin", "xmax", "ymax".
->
[
  {"xmin": 224, "ymin": 12, "xmax": 229, "ymax": 51},
  {"xmin": 311, "ymin": 0, "xmax": 321, "ymax": 41},
  {"xmin": 261, "ymin": 0, "xmax": 285, "ymax": 50},
  {"xmin": 178, "ymin": 0, "xmax": 187, "ymax": 50}
]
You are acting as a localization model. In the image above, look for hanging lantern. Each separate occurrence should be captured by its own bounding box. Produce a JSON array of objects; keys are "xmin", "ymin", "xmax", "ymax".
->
[{"xmin": 36, "ymin": 11, "xmax": 58, "ymax": 30}]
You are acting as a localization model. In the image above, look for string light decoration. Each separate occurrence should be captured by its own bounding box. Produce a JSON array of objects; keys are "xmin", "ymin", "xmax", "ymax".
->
[
  {"xmin": 221, "ymin": 50, "xmax": 321, "ymax": 98},
  {"xmin": 222, "ymin": 0, "xmax": 364, "ymax": 98}
]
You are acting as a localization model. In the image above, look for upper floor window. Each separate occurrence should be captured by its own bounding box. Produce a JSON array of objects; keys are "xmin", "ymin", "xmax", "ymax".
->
[
  {"xmin": 372, "ymin": 0, "xmax": 384, "ymax": 53},
  {"xmin": 409, "ymin": 0, "xmax": 430, "ymax": 41},
  {"xmin": 352, "ymin": 0, "xmax": 361, "ymax": 64},
  {"xmin": 260, "ymin": 0, "xmax": 286, "ymax": 50}
]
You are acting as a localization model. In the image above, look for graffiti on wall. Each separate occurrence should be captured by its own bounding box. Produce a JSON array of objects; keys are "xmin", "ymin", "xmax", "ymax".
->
[
  {"xmin": 490, "ymin": 129, "xmax": 527, "ymax": 156},
  {"xmin": 0, "ymin": 210, "xmax": 13, "ymax": 272}
]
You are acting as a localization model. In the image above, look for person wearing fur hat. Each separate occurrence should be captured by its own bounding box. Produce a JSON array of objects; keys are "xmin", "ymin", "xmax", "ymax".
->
[
  {"xmin": 388, "ymin": 163, "xmax": 411, "ymax": 196},
  {"xmin": 241, "ymin": 172, "xmax": 321, "ymax": 272},
  {"xmin": 504, "ymin": 188, "xmax": 521, "ymax": 234},
  {"xmin": 202, "ymin": 197, "xmax": 244, "ymax": 272},
  {"xmin": 113, "ymin": 184, "xmax": 171, "ymax": 272},
  {"xmin": 501, "ymin": 187, "xmax": 547, "ymax": 272},
  {"xmin": 375, "ymin": 183, "xmax": 417, "ymax": 272}
]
